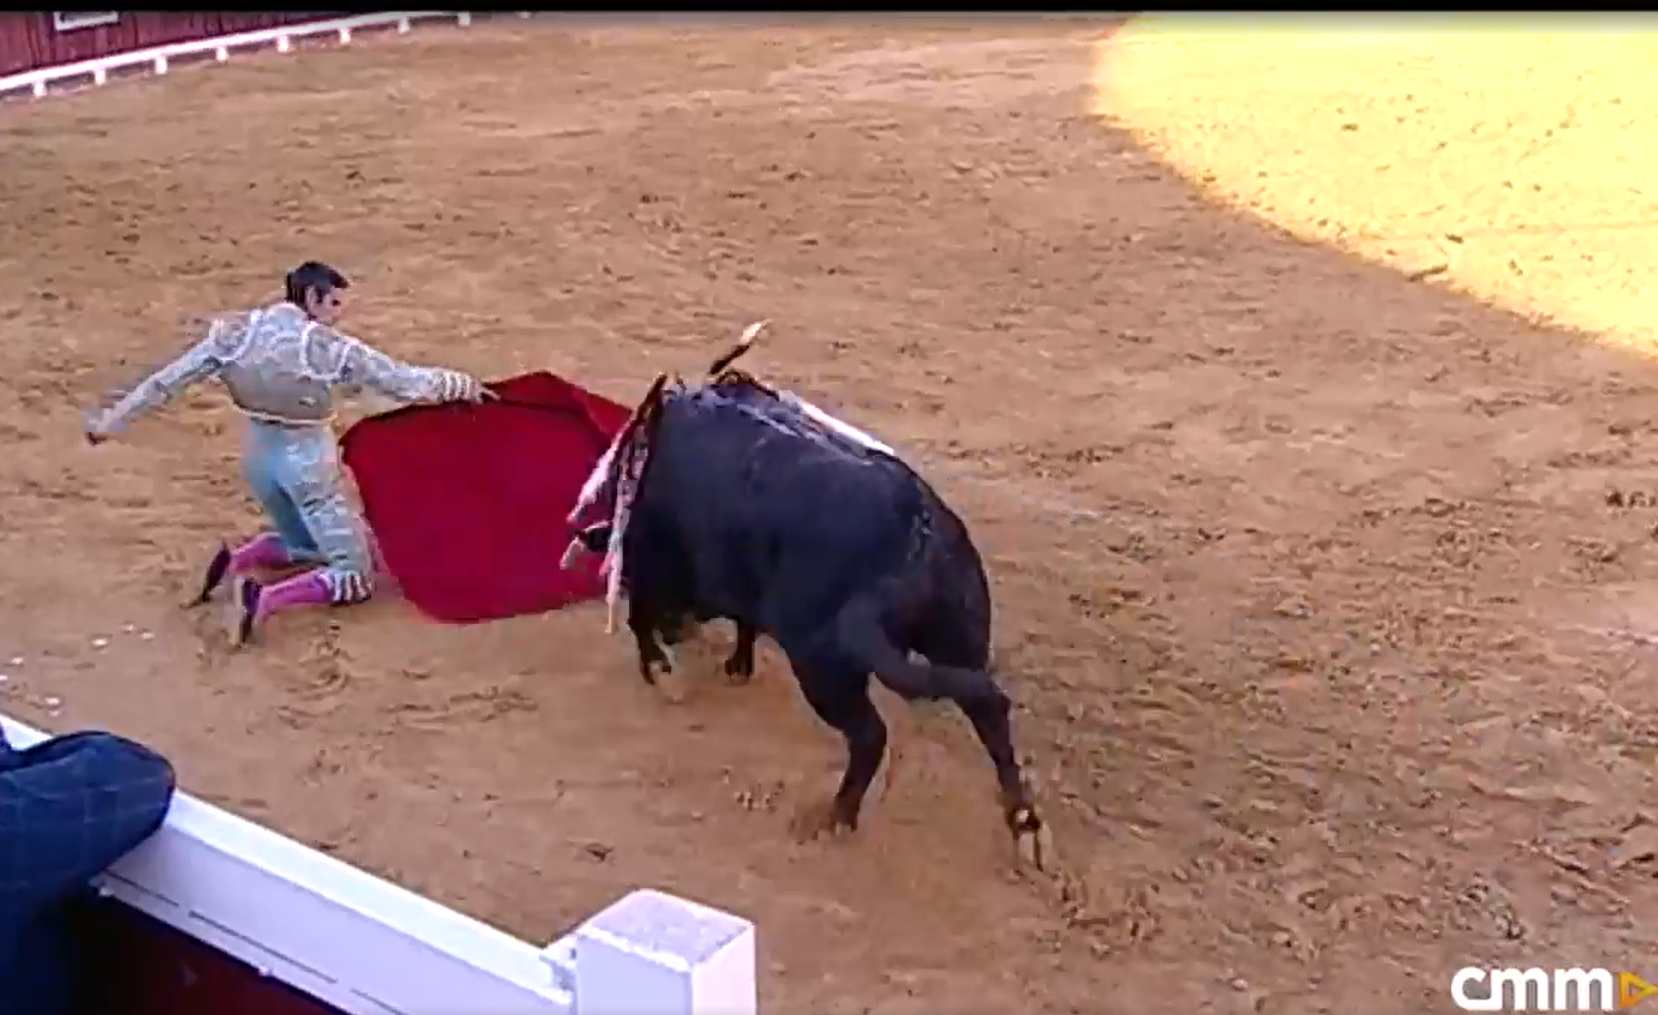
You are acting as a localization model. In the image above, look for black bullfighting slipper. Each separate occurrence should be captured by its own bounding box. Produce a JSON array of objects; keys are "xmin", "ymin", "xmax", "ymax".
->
[{"xmin": 188, "ymin": 542, "xmax": 232, "ymax": 608}]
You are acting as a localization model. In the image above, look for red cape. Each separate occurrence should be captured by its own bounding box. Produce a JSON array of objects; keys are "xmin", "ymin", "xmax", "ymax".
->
[{"xmin": 338, "ymin": 371, "xmax": 629, "ymax": 624}]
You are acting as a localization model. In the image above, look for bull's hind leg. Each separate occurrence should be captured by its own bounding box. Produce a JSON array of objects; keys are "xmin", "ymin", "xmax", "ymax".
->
[
  {"xmin": 957, "ymin": 689, "xmax": 1052, "ymax": 871},
  {"xmin": 840, "ymin": 603, "xmax": 1052, "ymax": 870},
  {"xmin": 786, "ymin": 660, "xmax": 887, "ymax": 839}
]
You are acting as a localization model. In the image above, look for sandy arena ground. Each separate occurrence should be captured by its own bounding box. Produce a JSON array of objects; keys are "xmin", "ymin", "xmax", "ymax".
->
[{"xmin": 6, "ymin": 15, "xmax": 1658, "ymax": 1013}]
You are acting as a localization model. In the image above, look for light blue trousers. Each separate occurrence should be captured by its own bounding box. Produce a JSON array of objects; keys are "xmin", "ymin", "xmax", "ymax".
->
[{"xmin": 241, "ymin": 419, "xmax": 374, "ymax": 603}]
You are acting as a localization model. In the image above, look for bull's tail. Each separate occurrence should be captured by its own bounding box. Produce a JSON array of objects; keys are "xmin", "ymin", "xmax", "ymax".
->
[
  {"xmin": 838, "ymin": 606, "xmax": 1004, "ymax": 706},
  {"xmin": 837, "ymin": 600, "xmax": 1049, "ymax": 873},
  {"xmin": 835, "ymin": 603, "xmax": 1041, "ymax": 869}
]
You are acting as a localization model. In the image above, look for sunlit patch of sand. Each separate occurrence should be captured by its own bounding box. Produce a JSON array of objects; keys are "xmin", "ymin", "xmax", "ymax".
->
[{"xmin": 1093, "ymin": 14, "xmax": 1658, "ymax": 351}]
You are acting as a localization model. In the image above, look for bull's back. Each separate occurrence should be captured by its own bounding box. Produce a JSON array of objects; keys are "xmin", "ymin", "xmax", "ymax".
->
[
  {"xmin": 643, "ymin": 397, "xmax": 929, "ymax": 618},
  {"xmin": 651, "ymin": 395, "xmax": 924, "ymax": 525}
]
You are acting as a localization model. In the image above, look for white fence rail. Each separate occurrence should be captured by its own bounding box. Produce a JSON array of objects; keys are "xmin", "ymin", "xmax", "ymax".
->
[
  {"xmin": 0, "ymin": 714, "xmax": 757, "ymax": 1015},
  {"xmin": 0, "ymin": 11, "xmax": 473, "ymax": 100}
]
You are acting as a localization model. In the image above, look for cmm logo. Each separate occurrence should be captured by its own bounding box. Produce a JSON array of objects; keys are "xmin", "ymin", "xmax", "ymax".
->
[{"xmin": 1451, "ymin": 967, "xmax": 1658, "ymax": 1011}]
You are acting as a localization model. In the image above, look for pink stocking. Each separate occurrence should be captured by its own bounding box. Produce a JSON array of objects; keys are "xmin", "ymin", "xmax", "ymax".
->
[
  {"xmin": 254, "ymin": 571, "xmax": 332, "ymax": 623},
  {"xmin": 231, "ymin": 532, "xmax": 291, "ymax": 574}
]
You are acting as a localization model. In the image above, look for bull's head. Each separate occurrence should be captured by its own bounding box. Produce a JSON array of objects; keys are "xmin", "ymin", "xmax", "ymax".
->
[
  {"xmin": 574, "ymin": 522, "xmax": 611, "ymax": 556},
  {"xmin": 560, "ymin": 321, "xmax": 768, "ymax": 634}
]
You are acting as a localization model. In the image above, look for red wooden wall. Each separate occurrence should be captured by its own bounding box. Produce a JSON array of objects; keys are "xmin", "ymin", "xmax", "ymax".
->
[
  {"xmin": 0, "ymin": 13, "xmax": 343, "ymax": 77},
  {"xmin": 70, "ymin": 893, "xmax": 345, "ymax": 1015}
]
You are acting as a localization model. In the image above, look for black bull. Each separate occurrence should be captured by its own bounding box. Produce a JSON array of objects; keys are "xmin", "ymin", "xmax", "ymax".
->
[{"xmin": 573, "ymin": 377, "xmax": 1049, "ymax": 868}]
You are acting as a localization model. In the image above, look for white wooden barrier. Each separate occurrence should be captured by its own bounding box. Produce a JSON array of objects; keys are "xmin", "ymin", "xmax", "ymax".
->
[
  {"xmin": 0, "ymin": 11, "xmax": 472, "ymax": 101},
  {"xmin": 0, "ymin": 714, "xmax": 758, "ymax": 1015}
]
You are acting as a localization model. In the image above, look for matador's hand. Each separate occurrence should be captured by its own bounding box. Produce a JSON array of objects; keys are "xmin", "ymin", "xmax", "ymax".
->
[
  {"xmin": 83, "ymin": 412, "xmax": 110, "ymax": 446},
  {"xmin": 439, "ymin": 371, "xmax": 493, "ymax": 403}
]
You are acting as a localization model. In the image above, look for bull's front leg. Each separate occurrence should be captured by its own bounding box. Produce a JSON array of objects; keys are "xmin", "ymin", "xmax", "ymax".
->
[
  {"xmin": 723, "ymin": 620, "xmax": 758, "ymax": 685},
  {"xmin": 626, "ymin": 605, "xmax": 670, "ymax": 687}
]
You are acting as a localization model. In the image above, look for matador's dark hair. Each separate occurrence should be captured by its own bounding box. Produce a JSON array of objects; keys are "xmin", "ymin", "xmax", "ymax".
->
[{"xmin": 283, "ymin": 260, "xmax": 349, "ymax": 307}]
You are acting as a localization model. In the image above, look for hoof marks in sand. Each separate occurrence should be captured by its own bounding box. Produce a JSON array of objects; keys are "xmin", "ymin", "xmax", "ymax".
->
[{"xmin": 789, "ymin": 798, "xmax": 855, "ymax": 843}]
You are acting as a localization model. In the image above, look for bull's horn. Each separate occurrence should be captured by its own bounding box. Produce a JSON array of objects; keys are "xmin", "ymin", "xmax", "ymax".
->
[{"xmin": 707, "ymin": 320, "xmax": 768, "ymax": 376}]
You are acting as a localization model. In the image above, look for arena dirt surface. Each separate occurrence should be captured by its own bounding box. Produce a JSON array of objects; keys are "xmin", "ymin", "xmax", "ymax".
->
[{"xmin": 5, "ymin": 14, "xmax": 1658, "ymax": 1014}]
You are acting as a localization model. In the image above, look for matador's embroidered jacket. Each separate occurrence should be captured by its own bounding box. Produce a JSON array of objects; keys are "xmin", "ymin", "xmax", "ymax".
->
[{"xmin": 90, "ymin": 301, "xmax": 477, "ymax": 432}]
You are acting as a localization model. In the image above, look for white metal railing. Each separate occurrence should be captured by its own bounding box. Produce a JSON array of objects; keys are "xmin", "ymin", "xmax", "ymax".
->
[
  {"xmin": 0, "ymin": 11, "xmax": 473, "ymax": 100},
  {"xmin": 0, "ymin": 714, "xmax": 757, "ymax": 1015}
]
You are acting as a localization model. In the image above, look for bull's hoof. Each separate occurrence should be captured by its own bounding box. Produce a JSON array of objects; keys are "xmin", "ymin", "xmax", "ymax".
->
[
  {"xmin": 656, "ymin": 673, "xmax": 691, "ymax": 705},
  {"xmin": 723, "ymin": 653, "xmax": 754, "ymax": 685},
  {"xmin": 1008, "ymin": 805, "xmax": 1054, "ymax": 872},
  {"xmin": 789, "ymin": 799, "xmax": 856, "ymax": 843},
  {"xmin": 636, "ymin": 660, "xmax": 659, "ymax": 686},
  {"xmin": 653, "ymin": 646, "xmax": 694, "ymax": 704},
  {"xmin": 637, "ymin": 643, "xmax": 674, "ymax": 687}
]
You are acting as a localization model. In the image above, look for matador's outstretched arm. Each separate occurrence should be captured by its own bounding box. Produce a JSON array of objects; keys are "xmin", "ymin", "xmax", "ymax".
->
[
  {"xmin": 332, "ymin": 331, "xmax": 489, "ymax": 404},
  {"xmin": 86, "ymin": 329, "xmax": 228, "ymax": 443}
]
